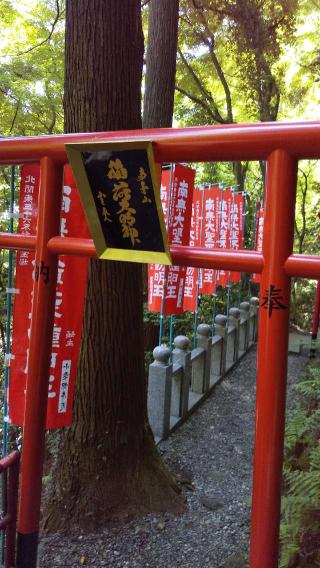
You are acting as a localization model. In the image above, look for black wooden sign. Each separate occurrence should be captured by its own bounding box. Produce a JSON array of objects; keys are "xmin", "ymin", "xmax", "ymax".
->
[{"xmin": 65, "ymin": 141, "xmax": 171, "ymax": 264}]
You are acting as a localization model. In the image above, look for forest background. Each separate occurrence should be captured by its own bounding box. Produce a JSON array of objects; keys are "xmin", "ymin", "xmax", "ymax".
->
[
  {"xmin": 0, "ymin": 2, "xmax": 320, "ymax": 567},
  {"xmin": 0, "ymin": 0, "xmax": 319, "ymax": 330}
]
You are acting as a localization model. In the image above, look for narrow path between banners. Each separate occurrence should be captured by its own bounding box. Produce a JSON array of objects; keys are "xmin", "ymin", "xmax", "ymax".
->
[{"xmin": 38, "ymin": 348, "xmax": 309, "ymax": 568}]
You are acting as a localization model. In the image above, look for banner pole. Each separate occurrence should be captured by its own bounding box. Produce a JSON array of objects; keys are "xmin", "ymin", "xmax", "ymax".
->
[
  {"xmin": 212, "ymin": 183, "xmax": 224, "ymax": 333},
  {"xmin": 226, "ymin": 187, "xmax": 236, "ymax": 318},
  {"xmin": 238, "ymin": 190, "xmax": 246, "ymax": 306},
  {"xmin": 158, "ymin": 164, "xmax": 174, "ymax": 345},
  {"xmin": 3, "ymin": 166, "xmax": 15, "ymax": 458},
  {"xmin": 1, "ymin": 165, "xmax": 16, "ymax": 563},
  {"xmin": 249, "ymin": 198, "xmax": 259, "ymax": 299},
  {"xmin": 193, "ymin": 185, "xmax": 206, "ymax": 348},
  {"xmin": 169, "ymin": 315, "xmax": 174, "ymax": 357}
]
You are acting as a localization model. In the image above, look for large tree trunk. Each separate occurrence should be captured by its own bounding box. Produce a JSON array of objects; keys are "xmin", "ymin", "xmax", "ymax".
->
[
  {"xmin": 143, "ymin": 0, "xmax": 180, "ymax": 129},
  {"xmin": 44, "ymin": 0, "xmax": 183, "ymax": 532}
]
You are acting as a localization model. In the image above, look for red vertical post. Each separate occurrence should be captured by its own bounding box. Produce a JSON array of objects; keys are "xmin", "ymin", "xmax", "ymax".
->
[
  {"xmin": 250, "ymin": 150, "xmax": 298, "ymax": 568},
  {"xmin": 16, "ymin": 157, "xmax": 63, "ymax": 568},
  {"xmin": 5, "ymin": 452, "xmax": 20, "ymax": 568},
  {"xmin": 310, "ymin": 280, "xmax": 320, "ymax": 357}
]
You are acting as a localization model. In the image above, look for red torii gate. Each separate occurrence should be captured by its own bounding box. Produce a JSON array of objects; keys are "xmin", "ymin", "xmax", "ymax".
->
[{"xmin": 0, "ymin": 122, "xmax": 320, "ymax": 568}]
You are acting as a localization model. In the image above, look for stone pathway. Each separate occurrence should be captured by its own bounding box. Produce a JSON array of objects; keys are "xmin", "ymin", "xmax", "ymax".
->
[{"xmin": 38, "ymin": 348, "xmax": 309, "ymax": 568}]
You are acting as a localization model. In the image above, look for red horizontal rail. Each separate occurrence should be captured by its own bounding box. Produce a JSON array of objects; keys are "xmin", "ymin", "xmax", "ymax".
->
[
  {"xmin": 0, "ymin": 233, "xmax": 36, "ymax": 251},
  {"xmin": 0, "ymin": 450, "xmax": 20, "ymax": 473},
  {"xmin": 1, "ymin": 233, "xmax": 320, "ymax": 279},
  {"xmin": 285, "ymin": 254, "xmax": 320, "ymax": 279},
  {"xmin": 170, "ymin": 245, "xmax": 264, "ymax": 273},
  {"xmin": 3, "ymin": 121, "xmax": 320, "ymax": 165},
  {"xmin": 47, "ymin": 236, "xmax": 96, "ymax": 257}
]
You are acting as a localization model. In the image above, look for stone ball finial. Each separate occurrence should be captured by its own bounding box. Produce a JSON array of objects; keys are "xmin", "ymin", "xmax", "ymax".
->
[
  {"xmin": 229, "ymin": 307, "xmax": 240, "ymax": 319},
  {"xmin": 250, "ymin": 297, "xmax": 259, "ymax": 307},
  {"xmin": 239, "ymin": 301, "xmax": 250, "ymax": 312},
  {"xmin": 173, "ymin": 335, "xmax": 190, "ymax": 351},
  {"xmin": 153, "ymin": 345, "xmax": 170, "ymax": 365},
  {"xmin": 197, "ymin": 323, "xmax": 211, "ymax": 338},
  {"xmin": 215, "ymin": 314, "xmax": 228, "ymax": 327}
]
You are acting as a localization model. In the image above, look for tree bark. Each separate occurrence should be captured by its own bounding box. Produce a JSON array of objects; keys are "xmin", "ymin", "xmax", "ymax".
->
[
  {"xmin": 44, "ymin": 0, "xmax": 183, "ymax": 532},
  {"xmin": 143, "ymin": 0, "xmax": 180, "ymax": 128}
]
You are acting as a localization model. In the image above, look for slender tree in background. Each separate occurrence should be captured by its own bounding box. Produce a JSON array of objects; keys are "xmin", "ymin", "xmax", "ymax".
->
[
  {"xmin": 44, "ymin": 0, "xmax": 183, "ymax": 531},
  {"xmin": 143, "ymin": 0, "xmax": 180, "ymax": 129}
]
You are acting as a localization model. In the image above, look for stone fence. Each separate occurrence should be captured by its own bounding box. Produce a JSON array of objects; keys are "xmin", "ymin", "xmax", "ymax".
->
[{"xmin": 148, "ymin": 297, "xmax": 259, "ymax": 442}]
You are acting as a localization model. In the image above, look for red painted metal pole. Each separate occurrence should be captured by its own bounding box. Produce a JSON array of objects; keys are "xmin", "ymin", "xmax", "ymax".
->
[
  {"xmin": 310, "ymin": 280, "xmax": 320, "ymax": 357},
  {"xmin": 250, "ymin": 150, "xmax": 298, "ymax": 568},
  {"xmin": 16, "ymin": 158, "xmax": 63, "ymax": 568},
  {"xmin": 311, "ymin": 280, "xmax": 320, "ymax": 337},
  {"xmin": 4, "ymin": 451, "xmax": 20, "ymax": 568}
]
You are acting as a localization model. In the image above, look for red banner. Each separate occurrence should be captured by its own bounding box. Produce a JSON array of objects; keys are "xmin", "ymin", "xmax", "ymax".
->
[
  {"xmin": 214, "ymin": 188, "xmax": 232, "ymax": 287},
  {"xmin": 230, "ymin": 193, "xmax": 245, "ymax": 282},
  {"xmin": 148, "ymin": 165, "xmax": 195, "ymax": 314},
  {"xmin": 252, "ymin": 207, "xmax": 264, "ymax": 284},
  {"xmin": 183, "ymin": 188, "xmax": 202, "ymax": 312},
  {"xmin": 9, "ymin": 164, "xmax": 89, "ymax": 429},
  {"xmin": 200, "ymin": 185, "xmax": 221, "ymax": 295}
]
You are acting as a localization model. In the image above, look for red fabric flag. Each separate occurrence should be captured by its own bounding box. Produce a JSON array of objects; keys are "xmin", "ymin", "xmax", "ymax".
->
[
  {"xmin": 252, "ymin": 207, "xmax": 264, "ymax": 284},
  {"xmin": 148, "ymin": 164, "xmax": 195, "ymax": 314},
  {"xmin": 216, "ymin": 189, "xmax": 233, "ymax": 287},
  {"xmin": 230, "ymin": 193, "xmax": 245, "ymax": 282},
  {"xmin": 9, "ymin": 164, "xmax": 89, "ymax": 429},
  {"xmin": 183, "ymin": 188, "xmax": 203, "ymax": 312},
  {"xmin": 200, "ymin": 185, "xmax": 221, "ymax": 295}
]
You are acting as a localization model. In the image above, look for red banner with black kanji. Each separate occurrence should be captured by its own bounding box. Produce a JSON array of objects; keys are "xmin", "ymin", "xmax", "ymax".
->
[
  {"xmin": 9, "ymin": 164, "xmax": 89, "ymax": 429},
  {"xmin": 183, "ymin": 187, "xmax": 202, "ymax": 312},
  {"xmin": 252, "ymin": 207, "xmax": 264, "ymax": 284},
  {"xmin": 148, "ymin": 164, "xmax": 195, "ymax": 314},
  {"xmin": 216, "ymin": 188, "xmax": 233, "ymax": 287},
  {"xmin": 229, "ymin": 192, "xmax": 245, "ymax": 282},
  {"xmin": 200, "ymin": 185, "xmax": 221, "ymax": 295}
]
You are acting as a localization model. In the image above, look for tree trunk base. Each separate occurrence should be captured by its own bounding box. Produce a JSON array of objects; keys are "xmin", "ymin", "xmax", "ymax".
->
[{"xmin": 42, "ymin": 432, "xmax": 185, "ymax": 533}]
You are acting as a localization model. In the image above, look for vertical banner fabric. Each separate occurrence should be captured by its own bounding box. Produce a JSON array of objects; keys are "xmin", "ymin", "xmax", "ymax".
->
[
  {"xmin": 183, "ymin": 188, "xmax": 202, "ymax": 312},
  {"xmin": 148, "ymin": 165, "xmax": 195, "ymax": 314},
  {"xmin": 46, "ymin": 164, "xmax": 89, "ymax": 428},
  {"xmin": 216, "ymin": 188, "xmax": 232, "ymax": 287},
  {"xmin": 9, "ymin": 165, "xmax": 40, "ymax": 427},
  {"xmin": 252, "ymin": 208, "xmax": 264, "ymax": 284},
  {"xmin": 147, "ymin": 169, "xmax": 170, "ymax": 313},
  {"xmin": 200, "ymin": 186, "xmax": 221, "ymax": 295},
  {"xmin": 230, "ymin": 193, "xmax": 245, "ymax": 282},
  {"xmin": 9, "ymin": 164, "xmax": 89, "ymax": 429}
]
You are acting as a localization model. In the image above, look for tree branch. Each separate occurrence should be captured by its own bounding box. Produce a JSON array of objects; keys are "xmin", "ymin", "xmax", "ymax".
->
[
  {"xmin": 9, "ymin": 99, "xmax": 20, "ymax": 133},
  {"xmin": 178, "ymin": 47, "xmax": 227, "ymax": 123},
  {"xmin": 2, "ymin": 0, "xmax": 64, "ymax": 58},
  {"xmin": 178, "ymin": 47, "xmax": 213, "ymax": 105},
  {"xmin": 175, "ymin": 85, "xmax": 223, "ymax": 123},
  {"xmin": 194, "ymin": 9, "xmax": 234, "ymax": 122}
]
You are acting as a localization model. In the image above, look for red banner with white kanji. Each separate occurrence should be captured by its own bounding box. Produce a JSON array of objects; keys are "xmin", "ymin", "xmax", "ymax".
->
[
  {"xmin": 200, "ymin": 185, "xmax": 221, "ymax": 295},
  {"xmin": 9, "ymin": 164, "xmax": 89, "ymax": 429},
  {"xmin": 148, "ymin": 164, "xmax": 195, "ymax": 314},
  {"xmin": 229, "ymin": 193, "xmax": 245, "ymax": 282},
  {"xmin": 183, "ymin": 188, "xmax": 202, "ymax": 312},
  {"xmin": 215, "ymin": 188, "xmax": 232, "ymax": 287},
  {"xmin": 252, "ymin": 207, "xmax": 264, "ymax": 284}
]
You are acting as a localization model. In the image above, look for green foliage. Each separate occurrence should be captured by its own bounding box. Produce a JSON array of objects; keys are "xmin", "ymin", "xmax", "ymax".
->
[
  {"xmin": 0, "ymin": 0, "xmax": 65, "ymax": 136},
  {"xmin": 280, "ymin": 365, "xmax": 320, "ymax": 567}
]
